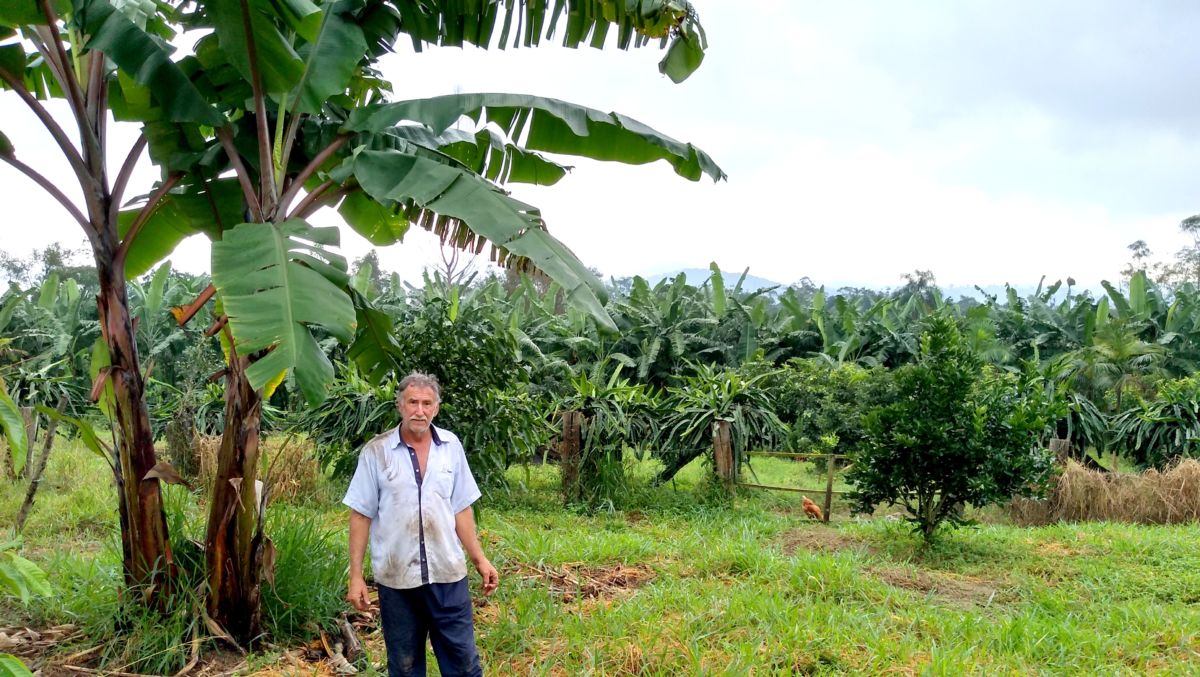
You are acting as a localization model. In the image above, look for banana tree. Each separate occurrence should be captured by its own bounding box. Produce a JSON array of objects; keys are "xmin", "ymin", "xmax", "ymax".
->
[
  {"xmin": 0, "ymin": 0, "xmax": 223, "ymax": 600},
  {"xmin": 2, "ymin": 0, "xmax": 724, "ymax": 637},
  {"xmin": 157, "ymin": 0, "xmax": 722, "ymax": 643}
]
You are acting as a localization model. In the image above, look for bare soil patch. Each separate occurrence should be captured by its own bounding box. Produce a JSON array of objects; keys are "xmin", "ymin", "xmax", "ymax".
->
[
  {"xmin": 869, "ymin": 566, "xmax": 1003, "ymax": 608},
  {"xmin": 779, "ymin": 525, "xmax": 875, "ymax": 556}
]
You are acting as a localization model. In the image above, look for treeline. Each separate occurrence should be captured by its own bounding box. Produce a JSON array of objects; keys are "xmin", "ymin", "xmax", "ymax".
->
[{"xmin": 7, "ymin": 244, "xmax": 1197, "ymax": 490}]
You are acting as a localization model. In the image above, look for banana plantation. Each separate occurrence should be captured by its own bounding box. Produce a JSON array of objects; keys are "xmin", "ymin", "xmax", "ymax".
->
[
  {"xmin": 7, "ymin": 252, "xmax": 1200, "ymax": 504},
  {"xmin": 2, "ymin": 0, "xmax": 1200, "ymax": 673}
]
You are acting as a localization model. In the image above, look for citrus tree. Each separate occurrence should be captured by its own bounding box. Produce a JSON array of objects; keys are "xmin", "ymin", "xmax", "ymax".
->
[{"xmin": 846, "ymin": 314, "xmax": 1054, "ymax": 542}]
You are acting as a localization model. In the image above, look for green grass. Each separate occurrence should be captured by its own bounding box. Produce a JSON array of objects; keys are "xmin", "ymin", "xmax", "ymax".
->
[{"xmin": 3, "ymin": 438, "xmax": 1200, "ymax": 675}]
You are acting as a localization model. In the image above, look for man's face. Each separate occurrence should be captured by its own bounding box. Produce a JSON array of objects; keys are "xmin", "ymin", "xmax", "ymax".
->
[{"xmin": 398, "ymin": 385, "xmax": 439, "ymax": 436}]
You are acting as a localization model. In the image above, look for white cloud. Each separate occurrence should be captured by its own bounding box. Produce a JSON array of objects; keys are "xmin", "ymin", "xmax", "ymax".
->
[{"xmin": 2, "ymin": 1, "xmax": 1196, "ymax": 292}]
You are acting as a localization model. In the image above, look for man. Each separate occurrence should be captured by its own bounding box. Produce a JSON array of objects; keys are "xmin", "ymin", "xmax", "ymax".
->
[{"xmin": 344, "ymin": 372, "xmax": 499, "ymax": 677}]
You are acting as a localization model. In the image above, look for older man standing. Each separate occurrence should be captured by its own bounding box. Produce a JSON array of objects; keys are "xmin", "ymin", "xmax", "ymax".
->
[{"xmin": 344, "ymin": 372, "xmax": 499, "ymax": 677}]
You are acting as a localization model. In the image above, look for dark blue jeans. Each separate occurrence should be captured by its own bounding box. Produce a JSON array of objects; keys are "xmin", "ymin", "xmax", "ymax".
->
[{"xmin": 377, "ymin": 578, "xmax": 482, "ymax": 677}]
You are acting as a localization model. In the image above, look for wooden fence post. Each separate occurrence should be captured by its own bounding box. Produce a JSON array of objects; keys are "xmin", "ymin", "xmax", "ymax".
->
[
  {"xmin": 559, "ymin": 411, "xmax": 582, "ymax": 503},
  {"xmin": 822, "ymin": 455, "xmax": 835, "ymax": 523},
  {"xmin": 19, "ymin": 406, "xmax": 39, "ymax": 479},
  {"xmin": 713, "ymin": 420, "xmax": 734, "ymax": 492},
  {"xmin": 1049, "ymin": 438, "xmax": 1070, "ymax": 464}
]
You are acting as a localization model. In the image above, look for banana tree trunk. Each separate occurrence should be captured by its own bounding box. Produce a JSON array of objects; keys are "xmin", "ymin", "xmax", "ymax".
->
[
  {"xmin": 94, "ymin": 245, "xmax": 174, "ymax": 598},
  {"xmin": 204, "ymin": 351, "xmax": 265, "ymax": 645}
]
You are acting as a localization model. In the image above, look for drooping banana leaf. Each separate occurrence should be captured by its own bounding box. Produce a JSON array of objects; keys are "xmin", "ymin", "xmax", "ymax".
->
[
  {"xmin": 118, "ymin": 178, "xmax": 243, "ymax": 278},
  {"xmin": 344, "ymin": 93, "xmax": 725, "ymax": 183},
  {"xmin": 350, "ymin": 147, "xmax": 615, "ymax": 330},
  {"xmin": 211, "ymin": 219, "xmax": 355, "ymax": 404},
  {"xmin": 387, "ymin": 0, "xmax": 706, "ymax": 83},
  {"xmin": 372, "ymin": 125, "xmax": 570, "ymax": 186}
]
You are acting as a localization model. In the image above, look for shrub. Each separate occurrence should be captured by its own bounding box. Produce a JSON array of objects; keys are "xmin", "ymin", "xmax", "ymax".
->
[
  {"xmin": 847, "ymin": 314, "xmax": 1053, "ymax": 541},
  {"xmin": 391, "ymin": 296, "xmax": 545, "ymax": 486},
  {"xmin": 296, "ymin": 295, "xmax": 552, "ymax": 486},
  {"xmin": 772, "ymin": 358, "xmax": 894, "ymax": 457}
]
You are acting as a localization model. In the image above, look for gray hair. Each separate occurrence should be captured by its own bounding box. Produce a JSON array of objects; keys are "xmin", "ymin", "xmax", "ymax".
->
[{"xmin": 395, "ymin": 371, "xmax": 441, "ymax": 404}]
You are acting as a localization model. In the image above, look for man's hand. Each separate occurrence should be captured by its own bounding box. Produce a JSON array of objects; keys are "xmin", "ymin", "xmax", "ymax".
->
[
  {"xmin": 347, "ymin": 576, "xmax": 371, "ymax": 611},
  {"xmin": 456, "ymin": 506, "xmax": 498, "ymax": 596},
  {"xmin": 475, "ymin": 557, "xmax": 499, "ymax": 596}
]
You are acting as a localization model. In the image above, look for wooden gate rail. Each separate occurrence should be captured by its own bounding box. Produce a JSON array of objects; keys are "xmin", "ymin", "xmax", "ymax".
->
[{"xmin": 712, "ymin": 423, "xmax": 848, "ymax": 523}]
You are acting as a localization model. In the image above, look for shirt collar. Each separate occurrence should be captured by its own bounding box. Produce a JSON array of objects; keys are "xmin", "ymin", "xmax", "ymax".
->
[{"xmin": 392, "ymin": 424, "xmax": 444, "ymax": 449}]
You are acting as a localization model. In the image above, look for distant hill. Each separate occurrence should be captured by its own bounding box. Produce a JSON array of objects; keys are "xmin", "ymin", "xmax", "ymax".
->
[
  {"xmin": 635, "ymin": 270, "xmax": 1107, "ymax": 302},
  {"xmin": 643, "ymin": 268, "xmax": 784, "ymax": 292}
]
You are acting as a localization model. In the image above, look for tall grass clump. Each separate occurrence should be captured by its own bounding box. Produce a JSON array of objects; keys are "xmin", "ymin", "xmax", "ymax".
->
[
  {"xmin": 36, "ymin": 485, "xmax": 212, "ymax": 675},
  {"xmin": 262, "ymin": 506, "xmax": 349, "ymax": 641},
  {"xmin": 1014, "ymin": 459, "xmax": 1200, "ymax": 525},
  {"xmin": 196, "ymin": 434, "xmax": 326, "ymax": 505}
]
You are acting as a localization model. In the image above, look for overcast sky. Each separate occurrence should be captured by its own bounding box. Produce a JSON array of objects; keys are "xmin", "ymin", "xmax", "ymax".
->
[{"xmin": 2, "ymin": 1, "xmax": 1198, "ymax": 290}]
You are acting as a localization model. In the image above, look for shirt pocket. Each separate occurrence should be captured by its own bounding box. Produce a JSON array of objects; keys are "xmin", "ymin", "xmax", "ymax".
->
[{"xmin": 431, "ymin": 464, "xmax": 455, "ymax": 500}]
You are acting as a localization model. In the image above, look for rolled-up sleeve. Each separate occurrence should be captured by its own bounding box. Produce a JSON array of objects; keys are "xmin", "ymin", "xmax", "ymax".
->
[
  {"xmin": 342, "ymin": 449, "xmax": 380, "ymax": 519},
  {"xmin": 450, "ymin": 446, "xmax": 481, "ymax": 515}
]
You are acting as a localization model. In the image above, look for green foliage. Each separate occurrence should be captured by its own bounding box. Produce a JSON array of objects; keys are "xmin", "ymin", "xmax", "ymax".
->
[
  {"xmin": 0, "ymin": 542, "xmax": 51, "ymax": 604},
  {"xmin": 463, "ymin": 385, "xmax": 555, "ymax": 489},
  {"xmin": 1112, "ymin": 374, "xmax": 1200, "ymax": 467},
  {"xmin": 391, "ymin": 294, "xmax": 547, "ymax": 486},
  {"xmin": 298, "ymin": 291, "xmax": 552, "ymax": 485},
  {"xmin": 557, "ymin": 368, "xmax": 661, "ymax": 509},
  {"xmin": 0, "ymin": 273, "xmax": 93, "ymax": 414},
  {"xmin": 772, "ymin": 358, "xmax": 894, "ymax": 456},
  {"xmin": 0, "ymin": 542, "xmax": 49, "ymax": 677},
  {"xmin": 290, "ymin": 368, "xmax": 397, "ymax": 479},
  {"xmin": 0, "ymin": 379, "xmax": 26, "ymax": 475},
  {"xmin": 655, "ymin": 362, "xmax": 786, "ymax": 484},
  {"xmin": 149, "ymin": 380, "xmax": 283, "ymax": 442},
  {"xmin": 1063, "ymin": 391, "xmax": 1110, "ymax": 457},
  {"xmin": 211, "ymin": 220, "xmax": 355, "ymax": 405},
  {"xmin": 847, "ymin": 314, "xmax": 1054, "ymax": 541},
  {"xmin": 0, "ymin": 654, "xmax": 32, "ymax": 677}
]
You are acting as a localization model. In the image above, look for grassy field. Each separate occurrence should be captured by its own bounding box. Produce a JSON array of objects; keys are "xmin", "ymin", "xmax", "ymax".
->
[{"xmin": 3, "ymin": 438, "xmax": 1200, "ymax": 675}]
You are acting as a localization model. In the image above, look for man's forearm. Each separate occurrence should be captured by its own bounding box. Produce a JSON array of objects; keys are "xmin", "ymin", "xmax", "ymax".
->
[
  {"xmin": 454, "ymin": 506, "xmax": 487, "ymax": 564},
  {"xmin": 349, "ymin": 510, "xmax": 371, "ymax": 579}
]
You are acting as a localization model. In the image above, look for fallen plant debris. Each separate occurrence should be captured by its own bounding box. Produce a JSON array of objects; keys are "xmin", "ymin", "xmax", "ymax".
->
[
  {"xmin": 0, "ymin": 624, "xmax": 79, "ymax": 659},
  {"xmin": 512, "ymin": 561, "xmax": 657, "ymax": 603}
]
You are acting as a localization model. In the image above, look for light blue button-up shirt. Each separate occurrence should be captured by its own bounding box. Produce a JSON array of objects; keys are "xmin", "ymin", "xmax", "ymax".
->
[{"xmin": 343, "ymin": 424, "xmax": 481, "ymax": 590}]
